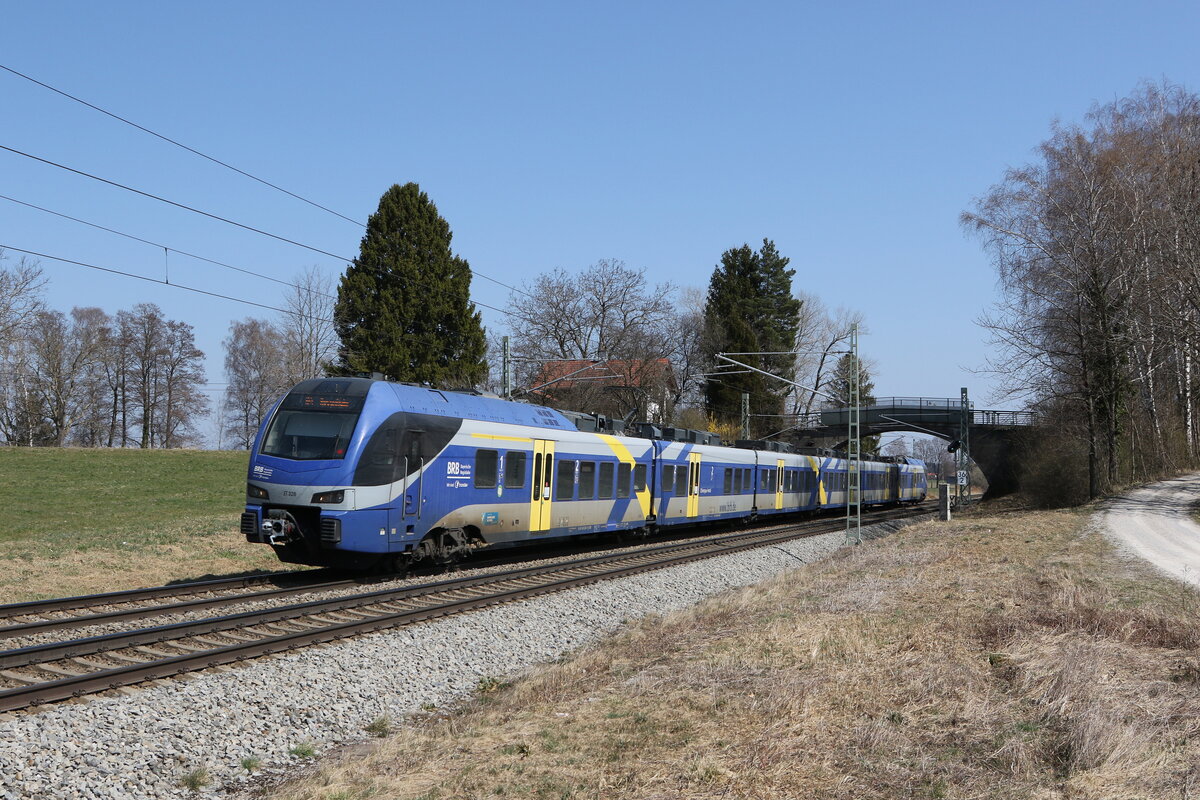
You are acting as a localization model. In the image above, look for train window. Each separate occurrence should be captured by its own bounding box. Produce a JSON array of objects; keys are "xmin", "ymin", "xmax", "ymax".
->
[
  {"xmin": 556, "ymin": 460, "xmax": 575, "ymax": 500},
  {"xmin": 662, "ymin": 464, "xmax": 674, "ymax": 492},
  {"xmin": 634, "ymin": 463, "xmax": 647, "ymax": 492},
  {"xmin": 733, "ymin": 468, "xmax": 742, "ymax": 494},
  {"xmin": 723, "ymin": 468, "xmax": 732, "ymax": 494},
  {"xmin": 504, "ymin": 451, "xmax": 527, "ymax": 489},
  {"xmin": 579, "ymin": 462, "xmax": 596, "ymax": 500},
  {"xmin": 475, "ymin": 450, "xmax": 498, "ymax": 488},
  {"xmin": 617, "ymin": 463, "xmax": 631, "ymax": 498},
  {"xmin": 675, "ymin": 465, "xmax": 687, "ymax": 496},
  {"xmin": 263, "ymin": 409, "xmax": 360, "ymax": 462},
  {"xmin": 599, "ymin": 462, "xmax": 615, "ymax": 499}
]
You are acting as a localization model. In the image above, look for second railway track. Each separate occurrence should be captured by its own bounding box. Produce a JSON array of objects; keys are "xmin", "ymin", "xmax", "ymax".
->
[{"xmin": 0, "ymin": 506, "xmax": 931, "ymax": 714}]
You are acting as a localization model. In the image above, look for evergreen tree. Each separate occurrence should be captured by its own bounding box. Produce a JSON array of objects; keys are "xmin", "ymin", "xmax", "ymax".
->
[
  {"xmin": 828, "ymin": 352, "xmax": 881, "ymax": 453},
  {"xmin": 702, "ymin": 239, "xmax": 801, "ymax": 437},
  {"xmin": 333, "ymin": 184, "xmax": 487, "ymax": 385}
]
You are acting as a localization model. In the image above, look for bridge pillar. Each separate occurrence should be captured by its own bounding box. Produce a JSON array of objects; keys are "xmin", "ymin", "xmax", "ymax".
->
[{"xmin": 968, "ymin": 427, "xmax": 1028, "ymax": 499}]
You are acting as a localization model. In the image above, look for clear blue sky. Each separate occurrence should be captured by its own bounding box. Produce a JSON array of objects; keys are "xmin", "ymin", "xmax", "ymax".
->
[{"xmin": 3, "ymin": 1, "xmax": 1198, "ymax": 444}]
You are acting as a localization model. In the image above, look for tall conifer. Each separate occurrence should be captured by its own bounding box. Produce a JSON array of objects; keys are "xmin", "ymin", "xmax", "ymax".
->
[
  {"xmin": 702, "ymin": 239, "xmax": 801, "ymax": 436},
  {"xmin": 333, "ymin": 184, "xmax": 487, "ymax": 385}
]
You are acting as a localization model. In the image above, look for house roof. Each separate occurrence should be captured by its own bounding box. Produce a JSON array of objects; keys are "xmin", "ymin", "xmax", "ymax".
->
[{"xmin": 529, "ymin": 358, "xmax": 676, "ymax": 395}]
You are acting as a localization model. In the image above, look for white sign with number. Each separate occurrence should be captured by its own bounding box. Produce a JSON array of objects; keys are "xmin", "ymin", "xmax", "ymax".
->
[{"xmin": 957, "ymin": 470, "xmax": 968, "ymax": 486}]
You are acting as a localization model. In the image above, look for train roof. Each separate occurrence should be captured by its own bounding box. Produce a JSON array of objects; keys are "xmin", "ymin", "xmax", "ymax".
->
[{"xmin": 290, "ymin": 377, "xmax": 578, "ymax": 431}]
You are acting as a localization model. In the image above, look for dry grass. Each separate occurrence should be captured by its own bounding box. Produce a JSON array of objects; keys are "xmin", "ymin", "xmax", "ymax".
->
[
  {"xmin": 258, "ymin": 503, "xmax": 1200, "ymax": 800},
  {"xmin": 0, "ymin": 526, "xmax": 285, "ymax": 603}
]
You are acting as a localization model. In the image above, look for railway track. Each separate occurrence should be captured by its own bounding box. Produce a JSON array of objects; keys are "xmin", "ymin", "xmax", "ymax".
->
[
  {"xmin": 0, "ymin": 569, "xmax": 342, "ymax": 625},
  {"xmin": 0, "ymin": 515, "xmax": 834, "ymax": 639},
  {"xmin": 0, "ymin": 506, "xmax": 931, "ymax": 713}
]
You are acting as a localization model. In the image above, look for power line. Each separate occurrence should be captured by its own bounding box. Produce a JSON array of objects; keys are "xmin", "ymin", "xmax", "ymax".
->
[
  {"xmin": 0, "ymin": 143, "xmax": 533, "ymax": 300},
  {"xmin": 0, "ymin": 143, "xmax": 355, "ymax": 261},
  {"xmin": 0, "ymin": 244, "xmax": 328, "ymax": 322},
  {"xmin": 0, "ymin": 194, "xmax": 336, "ymax": 298},
  {"xmin": 0, "ymin": 62, "xmax": 363, "ymax": 226},
  {"xmin": 1, "ymin": 243, "xmax": 538, "ymax": 355}
]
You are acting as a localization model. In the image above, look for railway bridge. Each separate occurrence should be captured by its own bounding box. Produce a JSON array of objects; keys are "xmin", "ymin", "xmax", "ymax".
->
[{"xmin": 800, "ymin": 397, "xmax": 1035, "ymax": 498}]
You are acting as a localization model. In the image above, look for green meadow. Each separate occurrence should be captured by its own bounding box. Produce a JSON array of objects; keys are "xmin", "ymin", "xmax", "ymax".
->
[{"xmin": 0, "ymin": 447, "xmax": 289, "ymax": 602}]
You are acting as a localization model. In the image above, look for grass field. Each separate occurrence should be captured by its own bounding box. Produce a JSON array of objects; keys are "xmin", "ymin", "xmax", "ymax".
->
[
  {"xmin": 267, "ymin": 501, "xmax": 1200, "ymax": 800},
  {"xmin": 0, "ymin": 447, "xmax": 289, "ymax": 603}
]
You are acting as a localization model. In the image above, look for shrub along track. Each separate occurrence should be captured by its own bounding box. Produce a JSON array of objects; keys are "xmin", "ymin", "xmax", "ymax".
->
[{"xmin": 0, "ymin": 505, "xmax": 931, "ymax": 714}]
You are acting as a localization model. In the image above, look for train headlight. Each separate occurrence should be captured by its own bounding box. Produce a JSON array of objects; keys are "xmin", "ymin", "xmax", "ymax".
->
[
  {"xmin": 311, "ymin": 489, "xmax": 345, "ymax": 504},
  {"xmin": 247, "ymin": 483, "xmax": 269, "ymax": 500}
]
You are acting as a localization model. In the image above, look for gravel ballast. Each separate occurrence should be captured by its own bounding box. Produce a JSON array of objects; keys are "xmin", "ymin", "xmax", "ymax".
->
[{"xmin": 0, "ymin": 519, "xmax": 919, "ymax": 799}]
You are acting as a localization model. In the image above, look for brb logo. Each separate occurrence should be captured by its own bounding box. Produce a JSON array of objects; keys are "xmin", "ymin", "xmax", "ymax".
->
[{"xmin": 252, "ymin": 465, "xmax": 274, "ymax": 480}]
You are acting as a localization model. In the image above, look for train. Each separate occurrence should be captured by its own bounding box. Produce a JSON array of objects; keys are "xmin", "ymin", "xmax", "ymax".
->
[{"xmin": 241, "ymin": 376, "xmax": 928, "ymax": 571}]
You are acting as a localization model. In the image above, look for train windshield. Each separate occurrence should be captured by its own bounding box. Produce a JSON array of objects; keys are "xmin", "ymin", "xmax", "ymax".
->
[{"xmin": 261, "ymin": 409, "xmax": 360, "ymax": 460}]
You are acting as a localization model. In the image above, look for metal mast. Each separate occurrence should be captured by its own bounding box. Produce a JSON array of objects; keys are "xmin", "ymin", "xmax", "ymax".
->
[
  {"xmin": 846, "ymin": 323, "xmax": 861, "ymax": 544},
  {"xmin": 501, "ymin": 336, "xmax": 512, "ymax": 400},
  {"xmin": 957, "ymin": 386, "xmax": 970, "ymax": 506}
]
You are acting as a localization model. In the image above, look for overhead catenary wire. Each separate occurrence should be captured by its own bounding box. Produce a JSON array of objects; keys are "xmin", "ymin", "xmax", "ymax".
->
[
  {"xmin": 0, "ymin": 143, "xmax": 354, "ymax": 261},
  {"xmin": 2, "ymin": 191, "xmax": 534, "ymax": 316},
  {"xmin": 0, "ymin": 62, "xmax": 364, "ymax": 227},
  {"xmin": 0, "ymin": 193, "xmax": 336, "ymax": 299},
  {"xmin": 0, "ymin": 142, "xmax": 533, "ymax": 300},
  {"xmin": 0, "ymin": 242, "xmax": 431, "ymax": 370},
  {"xmin": 0, "ymin": 244, "xmax": 330, "ymax": 323},
  {"xmin": 0, "ymin": 241, "xmax": 540, "ymax": 335}
]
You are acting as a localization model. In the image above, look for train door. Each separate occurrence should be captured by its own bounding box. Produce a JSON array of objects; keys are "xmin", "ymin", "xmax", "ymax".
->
[
  {"xmin": 529, "ymin": 440, "xmax": 555, "ymax": 533},
  {"xmin": 775, "ymin": 459, "xmax": 785, "ymax": 510},
  {"xmin": 402, "ymin": 432, "xmax": 424, "ymax": 520},
  {"xmin": 686, "ymin": 452, "xmax": 702, "ymax": 518}
]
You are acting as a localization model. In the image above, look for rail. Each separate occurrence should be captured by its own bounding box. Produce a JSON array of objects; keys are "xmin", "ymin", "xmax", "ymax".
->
[{"xmin": 0, "ymin": 505, "xmax": 932, "ymax": 713}]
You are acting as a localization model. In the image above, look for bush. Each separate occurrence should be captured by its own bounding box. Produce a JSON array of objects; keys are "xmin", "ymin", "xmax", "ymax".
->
[{"xmin": 1019, "ymin": 425, "xmax": 1091, "ymax": 507}]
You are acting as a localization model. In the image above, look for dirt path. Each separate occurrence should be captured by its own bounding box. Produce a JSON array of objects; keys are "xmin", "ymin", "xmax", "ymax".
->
[{"xmin": 1099, "ymin": 472, "xmax": 1200, "ymax": 587}]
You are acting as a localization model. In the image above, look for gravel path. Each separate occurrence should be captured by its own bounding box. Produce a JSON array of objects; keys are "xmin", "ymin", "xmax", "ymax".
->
[
  {"xmin": 0, "ymin": 519, "xmax": 918, "ymax": 800},
  {"xmin": 1098, "ymin": 471, "xmax": 1200, "ymax": 587}
]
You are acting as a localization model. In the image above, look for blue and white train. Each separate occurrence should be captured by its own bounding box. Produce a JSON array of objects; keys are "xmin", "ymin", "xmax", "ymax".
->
[{"xmin": 241, "ymin": 377, "xmax": 927, "ymax": 570}]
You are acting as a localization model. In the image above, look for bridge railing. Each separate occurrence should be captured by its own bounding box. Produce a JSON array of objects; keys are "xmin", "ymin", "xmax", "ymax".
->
[
  {"xmin": 971, "ymin": 409, "xmax": 1036, "ymax": 426},
  {"xmin": 865, "ymin": 396, "xmax": 974, "ymax": 410},
  {"xmin": 815, "ymin": 398, "xmax": 1036, "ymax": 429}
]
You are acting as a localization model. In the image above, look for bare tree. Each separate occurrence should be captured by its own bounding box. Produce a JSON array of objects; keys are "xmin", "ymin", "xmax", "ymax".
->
[
  {"xmin": 965, "ymin": 80, "xmax": 1200, "ymax": 496},
  {"xmin": 505, "ymin": 260, "xmax": 677, "ymax": 419},
  {"xmin": 121, "ymin": 304, "xmax": 167, "ymax": 448},
  {"xmin": 223, "ymin": 318, "xmax": 288, "ymax": 449},
  {"xmin": 23, "ymin": 308, "xmax": 108, "ymax": 445},
  {"xmin": 69, "ymin": 308, "xmax": 117, "ymax": 447},
  {"xmin": 155, "ymin": 319, "xmax": 208, "ymax": 448},
  {"xmin": 666, "ymin": 287, "xmax": 708, "ymax": 411},
  {"xmin": 0, "ymin": 250, "xmax": 45, "ymax": 349},
  {"xmin": 0, "ymin": 251, "xmax": 47, "ymax": 446},
  {"xmin": 280, "ymin": 266, "xmax": 337, "ymax": 385},
  {"xmin": 789, "ymin": 294, "xmax": 866, "ymax": 417}
]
